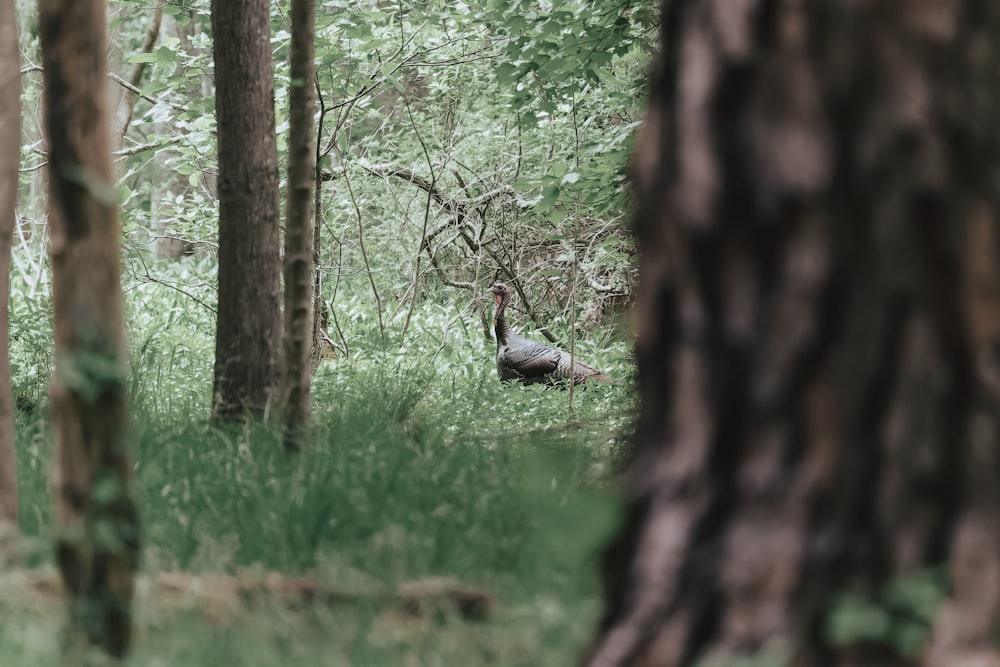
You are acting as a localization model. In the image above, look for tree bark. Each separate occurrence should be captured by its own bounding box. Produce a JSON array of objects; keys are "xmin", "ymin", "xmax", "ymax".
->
[
  {"xmin": 591, "ymin": 3, "xmax": 1000, "ymax": 666},
  {"xmin": 38, "ymin": 0, "xmax": 139, "ymax": 657},
  {"xmin": 211, "ymin": 0, "xmax": 282, "ymax": 421},
  {"xmin": 0, "ymin": 0, "xmax": 19, "ymax": 547},
  {"xmin": 280, "ymin": 0, "xmax": 316, "ymax": 453}
]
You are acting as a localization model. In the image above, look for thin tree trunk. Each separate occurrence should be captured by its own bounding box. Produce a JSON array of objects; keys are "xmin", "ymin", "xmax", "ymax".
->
[
  {"xmin": 0, "ymin": 0, "xmax": 19, "ymax": 547},
  {"xmin": 114, "ymin": 1, "xmax": 163, "ymax": 148},
  {"xmin": 591, "ymin": 2, "xmax": 1000, "ymax": 666},
  {"xmin": 310, "ymin": 84, "xmax": 326, "ymax": 374},
  {"xmin": 280, "ymin": 0, "xmax": 316, "ymax": 453},
  {"xmin": 38, "ymin": 0, "xmax": 139, "ymax": 657},
  {"xmin": 211, "ymin": 0, "xmax": 282, "ymax": 421}
]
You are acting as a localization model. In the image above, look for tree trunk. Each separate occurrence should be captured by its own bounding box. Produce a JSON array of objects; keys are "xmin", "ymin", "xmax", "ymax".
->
[
  {"xmin": 211, "ymin": 0, "xmax": 282, "ymax": 421},
  {"xmin": 37, "ymin": 0, "xmax": 139, "ymax": 657},
  {"xmin": 309, "ymin": 102, "xmax": 325, "ymax": 374},
  {"xmin": 0, "ymin": 0, "xmax": 19, "ymax": 547},
  {"xmin": 280, "ymin": 0, "xmax": 316, "ymax": 453},
  {"xmin": 113, "ymin": 1, "xmax": 163, "ymax": 149},
  {"xmin": 590, "ymin": 3, "xmax": 1000, "ymax": 666}
]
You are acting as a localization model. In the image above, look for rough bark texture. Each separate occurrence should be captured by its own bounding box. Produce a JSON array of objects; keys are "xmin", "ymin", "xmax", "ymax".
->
[
  {"xmin": 281, "ymin": 0, "xmax": 316, "ymax": 452},
  {"xmin": 591, "ymin": 2, "xmax": 1000, "ymax": 667},
  {"xmin": 211, "ymin": 0, "xmax": 282, "ymax": 421},
  {"xmin": 0, "ymin": 0, "xmax": 18, "ymax": 544},
  {"xmin": 38, "ymin": 0, "xmax": 139, "ymax": 657}
]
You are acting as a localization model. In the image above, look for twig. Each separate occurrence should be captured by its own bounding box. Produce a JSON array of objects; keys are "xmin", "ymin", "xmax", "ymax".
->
[
  {"xmin": 115, "ymin": 136, "xmax": 185, "ymax": 157},
  {"xmin": 400, "ymin": 99, "xmax": 436, "ymax": 340},
  {"xmin": 128, "ymin": 252, "xmax": 217, "ymax": 314},
  {"xmin": 324, "ymin": 161, "xmax": 516, "ymax": 293},
  {"xmin": 338, "ymin": 152, "xmax": 385, "ymax": 338},
  {"xmin": 146, "ymin": 233, "xmax": 218, "ymax": 252}
]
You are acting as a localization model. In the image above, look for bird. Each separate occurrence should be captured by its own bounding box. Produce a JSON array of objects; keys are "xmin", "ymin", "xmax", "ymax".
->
[{"xmin": 488, "ymin": 282, "xmax": 611, "ymax": 385}]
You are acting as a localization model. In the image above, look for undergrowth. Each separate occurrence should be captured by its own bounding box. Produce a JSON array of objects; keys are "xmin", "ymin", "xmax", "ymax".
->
[{"xmin": 1, "ymin": 256, "xmax": 635, "ymax": 666}]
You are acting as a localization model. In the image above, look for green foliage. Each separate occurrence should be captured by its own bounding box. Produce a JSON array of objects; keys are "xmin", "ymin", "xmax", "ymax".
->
[
  {"xmin": 8, "ymin": 239, "xmax": 52, "ymax": 412},
  {"xmin": 825, "ymin": 568, "xmax": 948, "ymax": 658}
]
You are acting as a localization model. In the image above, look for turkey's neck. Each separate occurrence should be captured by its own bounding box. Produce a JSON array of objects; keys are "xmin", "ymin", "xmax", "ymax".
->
[{"xmin": 493, "ymin": 294, "xmax": 512, "ymax": 345}]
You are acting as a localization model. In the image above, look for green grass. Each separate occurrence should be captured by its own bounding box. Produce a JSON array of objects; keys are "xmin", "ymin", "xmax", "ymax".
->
[{"xmin": 0, "ymin": 272, "xmax": 634, "ymax": 665}]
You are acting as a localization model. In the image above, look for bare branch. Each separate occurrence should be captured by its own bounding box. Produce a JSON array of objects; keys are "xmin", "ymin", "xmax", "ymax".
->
[
  {"xmin": 117, "ymin": 3, "xmax": 164, "ymax": 142},
  {"xmin": 114, "ymin": 136, "xmax": 185, "ymax": 158},
  {"xmin": 21, "ymin": 136, "xmax": 186, "ymax": 172},
  {"xmin": 22, "ymin": 64, "xmax": 187, "ymax": 114}
]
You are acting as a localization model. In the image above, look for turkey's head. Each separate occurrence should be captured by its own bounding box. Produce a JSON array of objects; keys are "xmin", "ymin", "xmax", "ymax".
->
[
  {"xmin": 488, "ymin": 283, "xmax": 512, "ymax": 340},
  {"xmin": 488, "ymin": 283, "xmax": 511, "ymax": 307}
]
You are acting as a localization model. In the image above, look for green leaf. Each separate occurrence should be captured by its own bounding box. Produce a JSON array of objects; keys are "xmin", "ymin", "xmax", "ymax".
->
[
  {"xmin": 884, "ymin": 568, "xmax": 948, "ymax": 625},
  {"xmin": 154, "ymin": 45, "xmax": 177, "ymax": 66},
  {"xmin": 825, "ymin": 594, "xmax": 892, "ymax": 646},
  {"xmin": 495, "ymin": 62, "xmax": 519, "ymax": 85},
  {"xmin": 384, "ymin": 75, "xmax": 405, "ymax": 93},
  {"xmin": 542, "ymin": 57, "xmax": 570, "ymax": 76},
  {"xmin": 547, "ymin": 162, "xmax": 566, "ymax": 178},
  {"xmin": 538, "ymin": 183, "xmax": 560, "ymax": 210},
  {"xmin": 117, "ymin": 184, "xmax": 132, "ymax": 206},
  {"xmin": 890, "ymin": 622, "xmax": 931, "ymax": 659},
  {"xmin": 127, "ymin": 52, "xmax": 158, "ymax": 64},
  {"xmin": 513, "ymin": 178, "xmax": 539, "ymax": 192}
]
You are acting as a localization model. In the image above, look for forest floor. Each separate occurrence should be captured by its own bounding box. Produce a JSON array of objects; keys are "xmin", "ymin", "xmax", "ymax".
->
[
  {"xmin": 0, "ymin": 345, "xmax": 634, "ymax": 666},
  {"xmin": 0, "ymin": 565, "xmax": 602, "ymax": 665}
]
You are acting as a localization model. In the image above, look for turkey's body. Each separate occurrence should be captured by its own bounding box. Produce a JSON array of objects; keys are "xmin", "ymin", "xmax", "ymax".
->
[{"xmin": 489, "ymin": 283, "xmax": 609, "ymax": 385}]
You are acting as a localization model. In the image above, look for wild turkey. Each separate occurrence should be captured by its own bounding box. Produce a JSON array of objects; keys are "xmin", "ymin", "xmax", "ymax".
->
[{"xmin": 488, "ymin": 283, "xmax": 610, "ymax": 385}]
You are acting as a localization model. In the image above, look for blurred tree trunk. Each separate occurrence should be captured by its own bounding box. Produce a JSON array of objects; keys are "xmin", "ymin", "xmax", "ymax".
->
[
  {"xmin": 590, "ymin": 3, "xmax": 1000, "ymax": 667},
  {"xmin": 211, "ymin": 0, "xmax": 282, "ymax": 421},
  {"xmin": 38, "ymin": 0, "xmax": 139, "ymax": 657},
  {"xmin": 281, "ymin": 0, "xmax": 316, "ymax": 453},
  {"xmin": 0, "ymin": 0, "xmax": 18, "ymax": 549}
]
